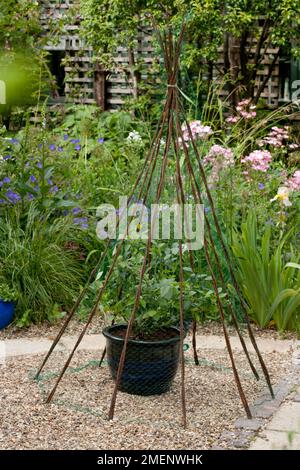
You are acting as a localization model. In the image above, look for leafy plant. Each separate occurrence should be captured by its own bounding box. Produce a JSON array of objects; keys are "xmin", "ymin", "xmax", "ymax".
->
[
  {"xmin": 231, "ymin": 211, "xmax": 300, "ymax": 331},
  {"xmin": 0, "ymin": 206, "xmax": 86, "ymax": 325},
  {"xmin": 0, "ymin": 283, "xmax": 18, "ymax": 302}
]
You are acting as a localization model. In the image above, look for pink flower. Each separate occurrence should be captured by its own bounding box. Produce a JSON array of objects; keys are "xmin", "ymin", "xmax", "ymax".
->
[
  {"xmin": 287, "ymin": 170, "xmax": 300, "ymax": 191},
  {"xmin": 258, "ymin": 126, "xmax": 290, "ymax": 148},
  {"xmin": 180, "ymin": 120, "xmax": 213, "ymax": 145},
  {"xmin": 226, "ymin": 115, "xmax": 239, "ymax": 124},
  {"xmin": 241, "ymin": 150, "xmax": 272, "ymax": 172},
  {"xmin": 203, "ymin": 145, "xmax": 234, "ymax": 180},
  {"xmin": 235, "ymin": 99, "xmax": 256, "ymax": 120}
]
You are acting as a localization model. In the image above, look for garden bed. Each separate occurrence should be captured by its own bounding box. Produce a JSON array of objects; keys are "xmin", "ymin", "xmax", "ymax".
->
[{"xmin": 0, "ymin": 346, "xmax": 293, "ymax": 450}]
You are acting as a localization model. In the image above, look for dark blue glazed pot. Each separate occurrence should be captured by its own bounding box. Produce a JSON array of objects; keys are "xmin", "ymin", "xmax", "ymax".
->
[
  {"xmin": 0, "ymin": 300, "xmax": 15, "ymax": 329},
  {"xmin": 103, "ymin": 324, "xmax": 180, "ymax": 396}
]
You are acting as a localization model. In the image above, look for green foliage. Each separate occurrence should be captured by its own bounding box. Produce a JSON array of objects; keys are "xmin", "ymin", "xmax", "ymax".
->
[
  {"xmin": 0, "ymin": 283, "xmax": 18, "ymax": 302},
  {"xmin": 231, "ymin": 211, "xmax": 300, "ymax": 331},
  {"xmin": 101, "ymin": 240, "xmax": 230, "ymax": 336},
  {"xmin": 80, "ymin": 0, "xmax": 300, "ymax": 104},
  {"xmin": 0, "ymin": 206, "xmax": 86, "ymax": 325},
  {"xmin": 0, "ymin": 1, "xmax": 59, "ymax": 123}
]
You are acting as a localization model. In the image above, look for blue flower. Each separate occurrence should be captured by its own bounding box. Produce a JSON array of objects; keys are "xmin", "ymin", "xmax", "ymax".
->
[
  {"xmin": 36, "ymin": 162, "xmax": 42, "ymax": 169},
  {"xmin": 10, "ymin": 138, "xmax": 19, "ymax": 144},
  {"xmin": 49, "ymin": 144, "xmax": 56, "ymax": 151},
  {"xmin": 98, "ymin": 137, "xmax": 104, "ymax": 144},
  {"xmin": 58, "ymin": 147, "xmax": 63, "ymax": 152},
  {"xmin": 74, "ymin": 217, "xmax": 88, "ymax": 229},
  {"xmin": 3, "ymin": 177, "xmax": 11, "ymax": 184},
  {"xmin": 47, "ymin": 179, "xmax": 53, "ymax": 186},
  {"xmin": 72, "ymin": 207, "xmax": 81, "ymax": 215},
  {"xmin": 0, "ymin": 199, "xmax": 5, "ymax": 204},
  {"xmin": 70, "ymin": 139, "xmax": 80, "ymax": 144},
  {"xmin": 0, "ymin": 181, "xmax": 2, "ymax": 188},
  {"xmin": 29, "ymin": 175, "xmax": 37, "ymax": 183},
  {"xmin": 4, "ymin": 154, "xmax": 12, "ymax": 161},
  {"xmin": 63, "ymin": 134, "xmax": 69, "ymax": 141},
  {"xmin": 6, "ymin": 189, "xmax": 21, "ymax": 204},
  {"xmin": 34, "ymin": 185, "xmax": 40, "ymax": 192},
  {"xmin": 50, "ymin": 185, "xmax": 58, "ymax": 194},
  {"xmin": 27, "ymin": 193, "xmax": 34, "ymax": 201},
  {"xmin": 258, "ymin": 183, "xmax": 265, "ymax": 190},
  {"xmin": 75, "ymin": 144, "xmax": 81, "ymax": 151}
]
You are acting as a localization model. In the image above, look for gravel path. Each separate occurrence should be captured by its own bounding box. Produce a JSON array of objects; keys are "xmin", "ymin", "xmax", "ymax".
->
[{"xmin": 0, "ymin": 346, "xmax": 292, "ymax": 450}]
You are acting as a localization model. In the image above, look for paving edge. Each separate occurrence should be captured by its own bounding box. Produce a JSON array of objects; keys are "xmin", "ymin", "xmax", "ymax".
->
[{"xmin": 216, "ymin": 347, "xmax": 300, "ymax": 449}]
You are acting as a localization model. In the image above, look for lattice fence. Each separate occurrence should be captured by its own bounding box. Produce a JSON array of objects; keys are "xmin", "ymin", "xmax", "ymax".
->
[{"xmin": 41, "ymin": 2, "xmax": 289, "ymax": 111}]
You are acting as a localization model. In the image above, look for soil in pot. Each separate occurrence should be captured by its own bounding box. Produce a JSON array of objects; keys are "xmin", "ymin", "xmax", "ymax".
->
[{"xmin": 103, "ymin": 324, "xmax": 181, "ymax": 396}]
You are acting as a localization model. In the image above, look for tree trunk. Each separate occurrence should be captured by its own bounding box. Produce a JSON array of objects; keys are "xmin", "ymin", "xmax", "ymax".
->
[
  {"xmin": 228, "ymin": 34, "xmax": 242, "ymax": 105},
  {"xmin": 128, "ymin": 46, "xmax": 141, "ymax": 100},
  {"xmin": 94, "ymin": 62, "xmax": 106, "ymax": 110}
]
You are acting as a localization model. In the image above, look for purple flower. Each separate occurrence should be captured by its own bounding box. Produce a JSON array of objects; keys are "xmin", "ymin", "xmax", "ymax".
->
[
  {"xmin": 74, "ymin": 217, "xmax": 88, "ymax": 229},
  {"xmin": 98, "ymin": 137, "xmax": 104, "ymax": 144},
  {"xmin": 204, "ymin": 207, "xmax": 210, "ymax": 213},
  {"xmin": 74, "ymin": 144, "xmax": 81, "ymax": 151},
  {"xmin": 47, "ymin": 179, "xmax": 53, "ymax": 186},
  {"xmin": 49, "ymin": 144, "xmax": 56, "ymax": 151},
  {"xmin": 6, "ymin": 189, "xmax": 21, "ymax": 204},
  {"xmin": 29, "ymin": 175, "xmax": 37, "ymax": 183},
  {"xmin": 27, "ymin": 193, "xmax": 34, "ymax": 201},
  {"xmin": 10, "ymin": 138, "xmax": 19, "ymax": 144},
  {"xmin": 58, "ymin": 147, "xmax": 63, "ymax": 152},
  {"xmin": 0, "ymin": 181, "xmax": 2, "ymax": 188},
  {"xmin": 258, "ymin": 183, "xmax": 265, "ymax": 190},
  {"xmin": 34, "ymin": 185, "xmax": 40, "ymax": 192},
  {"xmin": 0, "ymin": 199, "xmax": 5, "ymax": 204},
  {"xmin": 50, "ymin": 185, "xmax": 58, "ymax": 194},
  {"xmin": 63, "ymin": 134, "xmax": 69, "ymax": 141},
  {"xmin": 4, "ymin": 154, "xmax": 12, "ymax": 161},
  {"xmin": 3, "ymin": 177, "xmax": 11, "ymax": 184},
  {"xmin": 36, "ymin": 162, "xmax": 42, "ymax": 169},
  {"xmin": 70, "ymin": 139, "xmax": 80, "ymax": 144},
  {"xmin": 72, "ymin": 207, "xmax": 81, "ymax": 215}
]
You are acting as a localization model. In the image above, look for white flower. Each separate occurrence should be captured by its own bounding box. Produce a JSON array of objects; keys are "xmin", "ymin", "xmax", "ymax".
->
[
  {"xmin": 270, "ymin": 187, "xmax": 292, "ymax": 207},
  {"xmin": 126, "ymin": 131, "xmax": 142, "ymax": 144}
]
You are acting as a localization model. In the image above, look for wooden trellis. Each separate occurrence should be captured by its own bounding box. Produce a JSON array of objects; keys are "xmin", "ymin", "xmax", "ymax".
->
[
  {"xmin": 41, "ymin": 2, "xmax": 297, "ymax": 113},
  {"xmin": 41, "ymin": 1, "xmax": 157, "ymax": 109},
  {"xmin": 214, "ymin": 43, "xmax": 280, "ymax": 108}
]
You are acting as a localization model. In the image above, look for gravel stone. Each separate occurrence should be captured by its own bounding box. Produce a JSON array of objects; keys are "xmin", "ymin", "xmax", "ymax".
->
[{"xmin": 0, "ymin": 347, "xmax": 292, "ymax": 450}]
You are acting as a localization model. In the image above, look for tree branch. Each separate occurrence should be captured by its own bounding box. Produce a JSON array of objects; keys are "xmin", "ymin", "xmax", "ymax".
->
[{"xmin": 253, "ymin": 48, "xmax": 281, "ymax": 104}]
